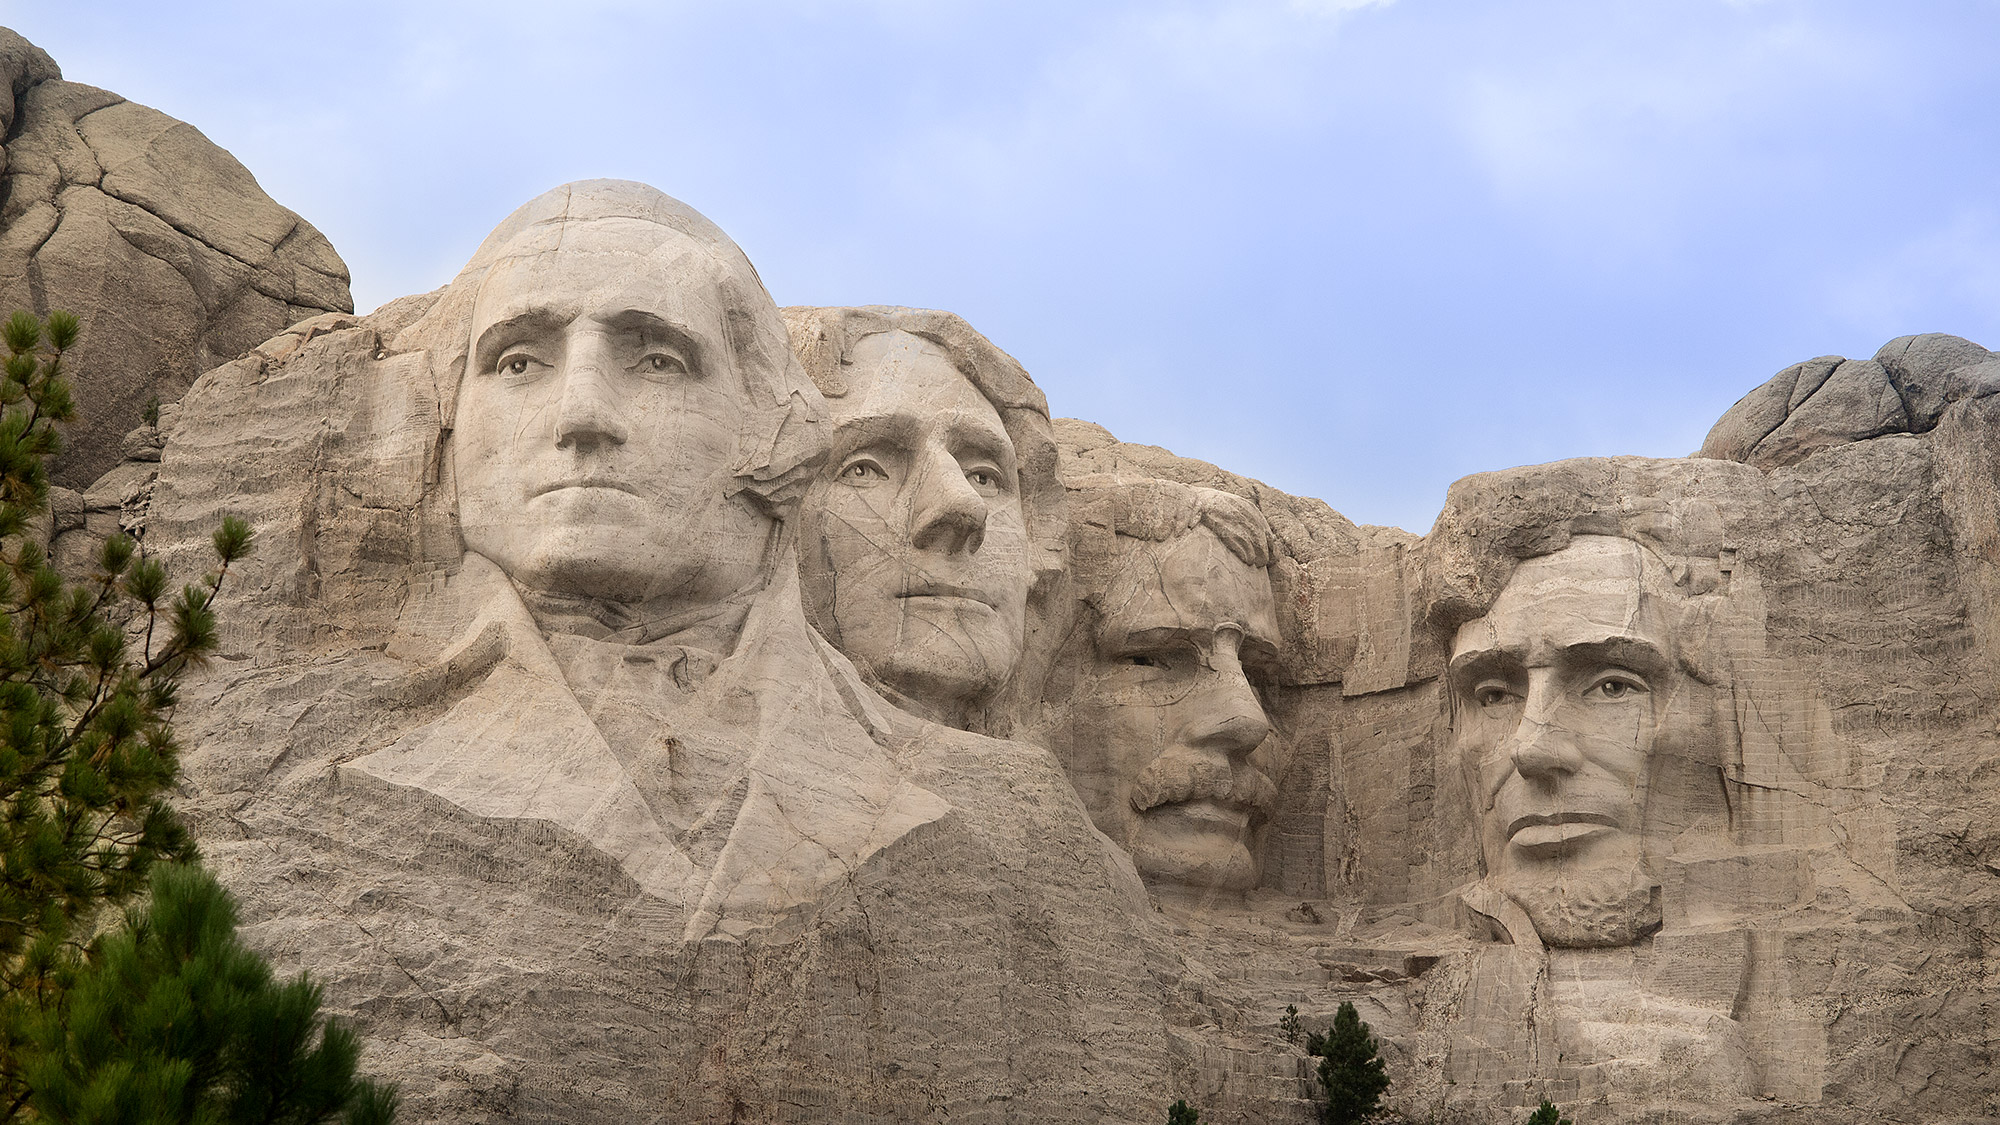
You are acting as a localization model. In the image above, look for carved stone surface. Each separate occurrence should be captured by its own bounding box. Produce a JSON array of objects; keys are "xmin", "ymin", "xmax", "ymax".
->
[
  {"xmin": 0, "ymin": 27, "xmax": 351, "ymax": 488},
  {"xmin": 52, "ymin": 163, "xmax": 2000, "ymax": 1123}
]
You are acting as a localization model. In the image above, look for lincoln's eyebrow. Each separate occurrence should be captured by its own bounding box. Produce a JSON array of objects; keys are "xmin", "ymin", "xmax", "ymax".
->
[
  {"xmin": 1560, "ymin": 636, "xmax": 1671, "ymax": 677},
  {"xmin": 1448, "ymin": 645, "xmax": 1522, "ymax": 681},
  {"xmin": 472, "ymin": 309, "xmax": 570, "ymax": 372}
]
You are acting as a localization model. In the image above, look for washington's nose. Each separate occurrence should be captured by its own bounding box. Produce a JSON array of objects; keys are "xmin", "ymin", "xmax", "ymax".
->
[
  {"xmin": 908, "ymin": 448, "xmax": 987, "ymax": 555},
  {"xmin": 553, "ymin": 356, "xmax": 628, "ymax": 451}
]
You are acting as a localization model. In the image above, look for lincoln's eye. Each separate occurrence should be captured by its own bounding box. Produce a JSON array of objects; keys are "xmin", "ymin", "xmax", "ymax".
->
[
  {"xmin": 640, "ymin": 353, "xmax": 687, "ymax": 375},
  {"xmin": 843, "ymin": 460, "xmax": 887, "ymax": 481},
  {"xmin": 1473, "ymin": 684, "xmax": 1515, "ymax": 707}
]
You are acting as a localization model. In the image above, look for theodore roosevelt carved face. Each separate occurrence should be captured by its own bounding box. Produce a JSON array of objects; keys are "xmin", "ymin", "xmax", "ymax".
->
[
  {"xmin": 451, "ymin": 215, "xmax": 776, "ymax": 612},
  {"xmin": 1055, "ymin": 481, "xmax": 1282, "ymax": 892},
  {"xmin": 1448, "ymin": 535, "xmax": 1713, "ymax": 947}
]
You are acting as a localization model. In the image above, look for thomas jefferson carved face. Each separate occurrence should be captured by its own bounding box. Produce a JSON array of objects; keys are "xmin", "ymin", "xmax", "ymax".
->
[
  {"xmin": 1449, "ymin": 536, "xmax": 1708, "ymax": 946},
  {"xmin": 804, "ymin": 331, "xmax": 1033, "ymax": 725},
  {"xmin": 1062, "ymin": 522, "xmax": 1280, "ymax": 891},
  {"xmin": 452, "ymin": 218, "xmax": 775, "ymax": 609}
]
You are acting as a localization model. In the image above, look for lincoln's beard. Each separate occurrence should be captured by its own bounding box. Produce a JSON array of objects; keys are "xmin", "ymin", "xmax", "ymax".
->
[{"xmin": 1494, "ymin": 863, "xmax": 1661, "ymax": 949}]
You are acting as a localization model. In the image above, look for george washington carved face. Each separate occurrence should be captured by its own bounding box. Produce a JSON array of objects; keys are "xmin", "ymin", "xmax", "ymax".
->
[{"xmin": 452, "ymin": 216, "xmax": 776, "ymax": 611}]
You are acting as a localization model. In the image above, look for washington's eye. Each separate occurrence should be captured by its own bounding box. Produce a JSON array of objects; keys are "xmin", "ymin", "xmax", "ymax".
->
[
  {"xmin": 1587, "ymin": 673, "xmax": 1648, "ymax": 701},
  {"xmin": 842, "ymin": 459, "xmax": 888, "ymax": 481}
]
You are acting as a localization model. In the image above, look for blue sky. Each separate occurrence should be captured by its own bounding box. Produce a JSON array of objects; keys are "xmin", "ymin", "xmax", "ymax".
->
[{"xmin": 7, "ymin": 1, "xmax": 1998, "ymax": 532}]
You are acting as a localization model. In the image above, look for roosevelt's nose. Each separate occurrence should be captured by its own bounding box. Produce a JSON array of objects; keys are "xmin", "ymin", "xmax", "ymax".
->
[
  {"xmin": 1180, "ymin": 629, "xmax": 1271, "ymax": 762},
  {"xmin": 553, "ymin": 337, "xmax": 629, "ymax": 450},
  {"xmin": 1505, "ymin": 672, "xmax": 1583, "ymax": 783},
  {"xmin": 907, "ymin": 445, "xmax": 987, "ymax": 555}
]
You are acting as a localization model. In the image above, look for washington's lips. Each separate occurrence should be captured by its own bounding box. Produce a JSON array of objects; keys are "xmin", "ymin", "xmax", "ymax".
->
[
  {"xmin": 532, "ymin": 478, "xmax": 638, "ymax": 498},
  {"xmin": 897, "ymin": 583, "xmax": 999, "ymax": 610}
]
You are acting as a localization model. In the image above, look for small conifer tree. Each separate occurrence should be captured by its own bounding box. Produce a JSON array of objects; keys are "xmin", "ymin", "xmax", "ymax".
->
[
  {"xmin": 0, "ymin": 311, "xmax": 393, "ymax": 1122},
  {"xmin": 1524, "ymin": 1098, "xmax": 1574, "ymax": 1125},
  {"xmin": 1167, "ymin": 1098, "xmax": 1201, "ymax": 1125},
  {"xmin": 1305, "ymin": 1001, "xmax": 1390, "ymax": 1125}
]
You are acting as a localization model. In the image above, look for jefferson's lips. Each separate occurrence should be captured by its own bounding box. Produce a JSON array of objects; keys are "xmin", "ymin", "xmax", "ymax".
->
[
  {"xmin": 1506, "ymin": 811, "xmax": 1620, "ymax": 839},
  {"xmin": 897, "ymin": 584, "xmax": 1000, "ymax": 610}
]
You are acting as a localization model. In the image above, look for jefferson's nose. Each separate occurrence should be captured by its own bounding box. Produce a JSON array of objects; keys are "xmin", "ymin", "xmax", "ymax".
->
[
  {"xmin": 908, "ymin": 446, "xmax": 986, "ymax": 555},
  {"xmin": 1180, "ymin": 630, "xmax": 1271, "ymax": 762},
  {"xmin": 553, "ymin": 341, "xmax": 628, "ymax": 450}
]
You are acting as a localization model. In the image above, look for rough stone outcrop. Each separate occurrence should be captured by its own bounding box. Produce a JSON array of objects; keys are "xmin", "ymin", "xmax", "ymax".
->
[
  {"xmin": 0, "ymin": 26, "xmax": 351, "ymax": 487},
  {"xmin": 60, "ymin": 166, "xmax": 2000, "ymax": 1125},
  {"xmin": 1697, "ymin": 332, "xmax": 2000, "ymax": 469}
]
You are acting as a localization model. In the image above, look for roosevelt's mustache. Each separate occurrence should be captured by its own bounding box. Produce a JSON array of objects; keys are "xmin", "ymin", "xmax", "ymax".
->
[{"xmin": 1130, "ymin": 748, "xmax": 1277, "ymax": 819}]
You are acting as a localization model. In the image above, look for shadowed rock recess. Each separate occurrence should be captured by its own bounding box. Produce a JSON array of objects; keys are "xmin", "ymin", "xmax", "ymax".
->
[
  {"xmin": 21, "ymin": 35, "xmax": 2000, "ymax": 1125},
  {"xmin": 0, "ymin": 27, "xmax": 350, "ymax": 487}
]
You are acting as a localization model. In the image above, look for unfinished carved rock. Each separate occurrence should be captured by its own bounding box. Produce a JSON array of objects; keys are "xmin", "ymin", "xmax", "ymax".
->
[{"xmin": 0, "ymin": 26, "xmax": 351, "ymax": 487}]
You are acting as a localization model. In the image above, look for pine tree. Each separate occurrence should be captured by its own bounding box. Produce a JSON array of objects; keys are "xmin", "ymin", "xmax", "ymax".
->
[
  {"xmin": 1524, "ymin": 1098, "xmax": 1574, "ymax": 1125},
  {"xmin": 0, "ymin": 311, "xmax": 393, "ymax": 1122},
  {"xmin": 1305, "ymin": 1001, "xmax": 1390, "ymax": 1125},
  {"xmin": 1167, "ymin": 1098, "xmax": 1201, "ymax": 1125},
  {"xmin": 15, "ymin": 863, "xmax": 396, "ymax": 1124}
]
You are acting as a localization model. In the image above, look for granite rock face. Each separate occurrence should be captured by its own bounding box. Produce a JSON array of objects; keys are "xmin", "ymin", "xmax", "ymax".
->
[
  {"xmin": 0, "ymin": 26, "xmax": 351, "ymax": 487},
  {"xmin": 61, "ymin": 167, "xmax": 2000, "ymax": 1125}
]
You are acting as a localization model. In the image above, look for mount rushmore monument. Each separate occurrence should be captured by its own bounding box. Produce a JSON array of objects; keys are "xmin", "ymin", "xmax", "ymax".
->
[{"xmin": 9, "ymin": 27, "xmax": 2000, "ymax": 1125}]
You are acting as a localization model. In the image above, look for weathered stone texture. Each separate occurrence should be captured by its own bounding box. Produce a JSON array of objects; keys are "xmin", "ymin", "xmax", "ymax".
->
[{"xmin": 0, "ymin": 26, "xmax": 351, "ymax": 487}]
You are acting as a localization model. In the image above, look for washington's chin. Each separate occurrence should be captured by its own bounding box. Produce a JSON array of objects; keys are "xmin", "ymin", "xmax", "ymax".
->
[{"xmin": 1130, "ymin": 814, "xmax": 1260, "ymax": 891}]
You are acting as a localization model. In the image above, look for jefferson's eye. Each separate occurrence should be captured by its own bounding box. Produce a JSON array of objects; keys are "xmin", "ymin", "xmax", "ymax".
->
[
  {"xmin": 1587, "ymin": 674, "xmax": 1648, "ymax": 701},
  {"xmin": 842, "ymin": 460, "xmax": 888, "ymax": 481},
  {"xmin": 637, "ymin": 352, "xmax": 688, "ymax": 377},
  {"xmin": 966, "ymin": 469, "xmax": 997, "ymax": 491}
]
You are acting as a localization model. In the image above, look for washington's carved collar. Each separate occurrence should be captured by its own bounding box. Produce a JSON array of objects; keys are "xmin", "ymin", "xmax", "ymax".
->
[{"xmin": 514, "ymin": 580, "xmax": 759, "ymax": 655}]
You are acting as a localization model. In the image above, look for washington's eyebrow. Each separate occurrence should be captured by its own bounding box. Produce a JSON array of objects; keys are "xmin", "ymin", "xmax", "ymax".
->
[
  {"xmin": 598, "ymin": 308, "xmax": 710, "ymax": 372},
  {"xmin": 473, "ymin": 310, "xmax": 571, "ymax": 371}
]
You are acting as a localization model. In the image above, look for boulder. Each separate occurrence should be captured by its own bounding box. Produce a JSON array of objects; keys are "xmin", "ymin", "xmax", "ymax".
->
[{"xmin": 0, "ymin": 26, "xmax": 351, "ymax": 487}]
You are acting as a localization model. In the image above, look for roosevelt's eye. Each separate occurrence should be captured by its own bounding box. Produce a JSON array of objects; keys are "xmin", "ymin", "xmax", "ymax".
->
[
  {"xmin": 1586, "ymin": 673, "xmax": 1648, "ymax": 701},
  {"xmin": 636, "ymin": 351, "xmax": 689, "ymax": 378},
  {"xmin": 842, "ymin": 459, "xmax": 888, "ymax": 482},
  {"xmin": 1124, "ymin": 653, "xmax": 1168, "ymax": 669}
]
